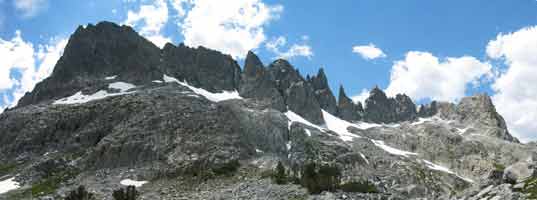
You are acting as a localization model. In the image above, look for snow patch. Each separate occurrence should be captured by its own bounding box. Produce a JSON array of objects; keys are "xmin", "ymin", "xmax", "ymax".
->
[
  {"xmin": 163, "ymin": 74, "xmax": 242, "ymax": 102},
  {"xmin": 456, "ymin": 127, "xmax": 469, "ymax": 135},
  {"xmin": 286, "ymin": 141, "xmax": 292, "ymax": 150},
  {"xmin": 284, "ymin": 110, "xmax": 325, "ymax": 131},
  {"xmin": 255, "ymin": 149, "xmax": 263, "ymax": 153},
  {"xmin": 54, "ymin": 82, "xmax": 136, "ymax": 105},
  {"xmin": 411, "ymin": 117, "xmax": 435, "ymax": 125},
  {"xmin": 360, "ymin": 153, "xmax": 369, "ymax": 165},
  {"xmin": 105, "ymin": 75, "xmax": 117, "ymax": 80},
  {"xmin": 304, "ymin": 129, "xmax": 311, "ymax": 137},
  {"xmin": 152, "ymin": 80, "xmax": 163, "ymax": 83},
  {"xmin": 120, "ymin": 179, "xmax": 148, "ymax": 187},
  {"xmin": 422, "ymin": 160, "xmax": 474, "ymax": 183},
  {"xmin": 322, "ymin": 110, "xmax": 363, "ymax": 141},
  {"xmin": 371, "ymin": 139, "xmax": 417, "ymax": 157},
  {"xmin": 0, "ymin": 177, "xmax": 20, "ymax": 194},
  {"xmin": 109, "ymin": 82, "xmax": 136, "ymax": 92}
]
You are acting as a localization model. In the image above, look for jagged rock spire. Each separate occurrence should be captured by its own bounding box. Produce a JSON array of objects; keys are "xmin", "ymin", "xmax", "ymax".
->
[
  {"xmin": 337, "ymin": 85, "xmax": 361, "ymax": 121},
  {"xmin": 239, "ymin": 51, "xmax": 286, "ymax": 111},
  {"xmin": 363, "ymin": 86, "xmax": 417, "ymax": 123},
  {"xmin": 309, "ymin": 67, "xmax": 338, "ymax": 115},
  {"xmin": 243, "ymin": 51, "xmax": 264, "ymax": 77},
  {"xmin": 268, "ymin": 59, "xmax": 324, "ymax": 124}
]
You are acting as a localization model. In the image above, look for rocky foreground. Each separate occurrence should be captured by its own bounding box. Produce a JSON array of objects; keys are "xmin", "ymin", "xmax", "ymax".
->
[{"xmin": 1, "ymin": 21, "xmax": 537, "ymax": 200}]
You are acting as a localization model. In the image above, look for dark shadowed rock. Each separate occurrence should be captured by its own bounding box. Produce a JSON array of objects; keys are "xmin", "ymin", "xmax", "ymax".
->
[
  {"xmin": 394, "ymin": 94, "xmax": 417, "ymax": 121},
  {"xmin": 337, "ymin": 85, "xmax": 362, "ymax": 121},
  {"xmin": 363, "ymin": 86, "xmax": 397, "ymax": 123},
  {"xmin": 363, "ymin": 87, "xmax": 417, "ymax": 123},
  {"xmin": 308, "ymin": 68, "xmax": 337, "ymax": 115},
  {"xmin": 418, "ymin": 101, "xmax": 438, "ymax": 117},
  {"xmin": 238, "ymin": 51, "xmax": 285, "ymax": 111},
  {"xmin": 17, "ymin": 21, "xmax": 162, "ymax": 107},
  {"xmin": 269, "ymin": 59, "xmax": 323, "ymax": 124},
  {"xmin": 17, "ymin": 21, "xmax": 242, "ymax": 108},
  {"xmin": 161, "ymin": 43, "xmax": 241, "ymax": 92}
]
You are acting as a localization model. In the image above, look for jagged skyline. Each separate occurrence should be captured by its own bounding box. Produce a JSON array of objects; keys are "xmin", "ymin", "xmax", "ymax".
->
[{"xmin": 1, "ymin": 0, "xmax": 537, "ymax": 141}]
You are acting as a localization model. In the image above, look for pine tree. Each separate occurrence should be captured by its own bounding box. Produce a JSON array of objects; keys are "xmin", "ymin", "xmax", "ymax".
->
[{"xmin": 273, "ymin": 161, "xmax": 287, "ymax": 184}]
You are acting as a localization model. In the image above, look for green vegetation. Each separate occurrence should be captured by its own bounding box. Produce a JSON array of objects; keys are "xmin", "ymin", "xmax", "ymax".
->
[
  {"xmin": 112, "ymin": 186, "xmax": 139, "ymax": 200},
  {"xmin": 21, "ymin": 169, "xmax": 79, "ymax": 198},
  {"xmin": 267, "ymin": 162, "xmax": 379, "ymax": 194},
  {"xmin": 65, "ymin": 185, "xmax": 96, "ymax": 200},
  {"xmin": 493, "ymin": 163, "xmax": 506, "ymax": 171},
  {"xmin": 339, "ymin": 181, "xmax": 379, "ymax": 193},
  {"xmin": 0, "ymin": 163, "xmax": 19, "ymax": 177},
  {"xmin": 523, "ymin": 177, "xmax": 537, "ymax": 199},
  {"xmin": 273, "ymin": 161, "xmax": 287, "ymax": 184},
  {"xmin": 300, "ymin": 163, "xmax": 341, "ymax": 194},
  {"xmin": 212, "ymin": 160, "xmax": 241, "ymax": 176}
]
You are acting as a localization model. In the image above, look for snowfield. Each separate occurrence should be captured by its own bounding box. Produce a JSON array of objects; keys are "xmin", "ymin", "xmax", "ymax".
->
[
  {"xmin": 370, "ymin": 139, "xmax": 418, "ymax": 157},
  {"xmin": 163, "ymin": 75, "xmax": 242, "ymax": 102},
  {"xmin": 54, "ymin": 82, "xmax": 136, "ymax": 105},
  {"xmin": 422, "ymin": 160, "xmax": 474, "ymax": 183},
  {"xmin": 0, "ymin": 177, "xmax": 20, "ymax": 194},
  {"xmin": 120, "ymin": 179, "xmax": 148, "ymax": 187}
]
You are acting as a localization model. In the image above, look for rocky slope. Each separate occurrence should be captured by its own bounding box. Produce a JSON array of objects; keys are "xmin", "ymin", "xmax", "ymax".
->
[{"xmin": 0, "ymin": 21, "xmax": 536, "ymax": 200}]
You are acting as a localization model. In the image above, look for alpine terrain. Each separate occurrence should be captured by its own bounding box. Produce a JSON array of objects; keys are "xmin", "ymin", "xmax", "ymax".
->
[{"xmin": 1, "ymin": 21, "xmax": 537, "ymax": 200}]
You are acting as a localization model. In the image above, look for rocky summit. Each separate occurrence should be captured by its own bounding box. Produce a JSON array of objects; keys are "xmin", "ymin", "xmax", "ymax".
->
[{"xmin": 0, "ymin": 21, "xmax": 536, "ymax": 200}]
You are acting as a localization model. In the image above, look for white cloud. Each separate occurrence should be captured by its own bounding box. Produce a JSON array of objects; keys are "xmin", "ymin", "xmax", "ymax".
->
[
  {"xmin": 351, "ymin": 89, "xmax": 369, "ymax": 105},
  {"xmin": 385, "ymin": 51, "xmax": 492, "ymax": 102},
  {"xmin": 178, "ymin": 0, "xmax": 283, "ymax": 59},
  {"xmin": 169, "ymin": 0, "xmax": 191, "ymax": 17},
  {"xmin": 487, "ymin": 26, "xmax": 537, "ymax": 142},
  {"xmin": 0, "ymin": 31, "xmax": 66, "ymax": 111},
  {"xmin": 13, "ymin": 0, "xmax": 48, "ymax": 18},
  {"xmin": 352, "ymin": 43, "xmax": 386, "ymax": 60},
  {"xmin": 265, "ymin": 36, "xmax": 313, "ymax": 59},
  {"xmin": 124, "ymin": 0, "xmax": 171, "ymax": 48}
]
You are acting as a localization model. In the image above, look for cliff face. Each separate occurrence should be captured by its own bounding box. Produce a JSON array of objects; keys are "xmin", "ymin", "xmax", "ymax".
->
[{"xmin": 0, "ymin": 21, "xmax": 531, "ymax": 200}]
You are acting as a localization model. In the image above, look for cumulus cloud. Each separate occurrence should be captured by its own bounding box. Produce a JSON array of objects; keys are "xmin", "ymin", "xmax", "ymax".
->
[
  {"xmin": 178, "ymin": 0, "xmax": 283, "ymax": 59},
  {"xmin": 13, "ymin": 0, "xmax": 48, "ymax": 18},
  {"xmin": 385, "ymin": 51, "xmax": 492, "ymax": 102},
  {"xmin": 352, "ymin": 43, "xmax": 386, "ymax": 60},
  {"xmin": 0, "ymin": 31, "xmax": 66, "ymax": 111},
  {"xmin": 124, "ymin": 0, "xmax": 171, "ymax": 48},
  {"xmin": 265, "ymin": 36, "xmax": 313, "ymax": 59},
  {"xmin": 351, "ymin": 89, "xmax": 369, "ymax": 105},
  {"xmin": 487, "ymin": 26, "xmax": 537, "ymax": 142}
]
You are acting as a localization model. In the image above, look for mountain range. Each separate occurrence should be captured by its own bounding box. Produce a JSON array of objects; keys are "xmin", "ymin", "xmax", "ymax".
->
[{"xmin": 0, "ymin": 21, "xmax": 536, "ymax": 200}]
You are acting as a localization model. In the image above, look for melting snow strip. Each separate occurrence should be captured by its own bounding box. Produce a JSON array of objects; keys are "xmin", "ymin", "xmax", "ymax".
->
[
  {"xmin": 360, "ymin": 153, "xmax": 369, "ymax": 165},
  {"xmin": 422, "ymin": 160, "xmax": 474, "ymax": 183},
  {"xmin": 105, "ymin": 75, "xmax": 117, "ymax": 80},
  {"xmin": 163, "ymin": 74, "xmax": 242, "ymax": 102},
  {"xmin": 54, "ymin": 82, "xmax": 136, "ymax": 105},
  {"xmin": 304, "ymin": 129, "xmax": 312, "ymax": 136},
  {"xmin": 284, "ymin": 111, "xmax": 325, "ymax": 131},
  {"xmin": 120, "ymin": 179, "xmax": 148, "ymax": 187},
  {"xmin": 108, "ymin": 82, "xmax": 136, "ymax": 92},
  {"xmin": 321, "ymin": 110, "xmax": 365, "ymax": 141},
  {"xmin": 371, "ymin": 139, "xmax": 418, "ymax": 157},
  {"xmin": 0, "ymin": 177, "xmax": 20, "ymax": 194}
]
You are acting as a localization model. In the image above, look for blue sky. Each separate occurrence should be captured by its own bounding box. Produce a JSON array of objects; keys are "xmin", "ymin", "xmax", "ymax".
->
[{"xmin": 1, "ymin": 0, "xmax": 537, "ymax": 141}]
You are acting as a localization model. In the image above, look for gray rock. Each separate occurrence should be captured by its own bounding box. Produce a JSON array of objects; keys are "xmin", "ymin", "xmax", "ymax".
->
[
  {"xmin": 238, "ymin": 51, "xmax": 285, "ymax": 111},
  {"xmin": 455, "ymin": 94, "xmax": 518, "ymax": 142},
  {"xmin": 363, "ymin": 87, "xmax": 417, "ymax": 123},
  {"xmin": 269, "ymin": 59, "xmax": 324, "ymax": 124},
  {"xmin": 336, "ymin": 85, "xmax": 362, "ymax": 121},
  {"xmin": 308, "ymin": 68, "xmax": 338, "ymax": 115}
]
